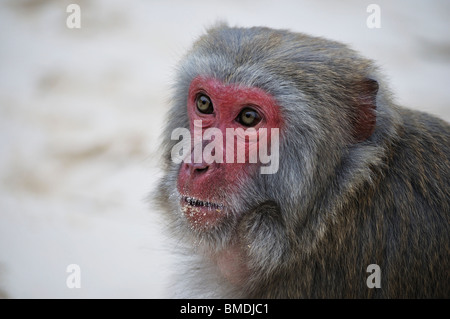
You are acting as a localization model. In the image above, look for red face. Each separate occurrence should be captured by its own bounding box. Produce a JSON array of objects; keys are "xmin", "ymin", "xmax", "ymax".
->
[{"xmin": 177, "ymin": 76, "xmax": 283, "ymax": 228}]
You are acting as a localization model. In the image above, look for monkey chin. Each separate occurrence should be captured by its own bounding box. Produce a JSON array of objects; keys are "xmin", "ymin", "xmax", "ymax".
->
[{"xmin": 180, "ymin": 196, "xmax": 227, "ymax": 229}]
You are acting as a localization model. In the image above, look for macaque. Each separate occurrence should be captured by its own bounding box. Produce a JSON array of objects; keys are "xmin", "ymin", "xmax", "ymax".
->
[{"xmin": 155, "ymin": 24, "xmax": 450, "ymax": 298}]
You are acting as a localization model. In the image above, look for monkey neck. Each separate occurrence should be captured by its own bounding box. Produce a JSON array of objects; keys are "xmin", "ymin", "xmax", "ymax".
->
[{"xmin": 213, "ymin": 244, "xmax": 250, "ymax": 286}]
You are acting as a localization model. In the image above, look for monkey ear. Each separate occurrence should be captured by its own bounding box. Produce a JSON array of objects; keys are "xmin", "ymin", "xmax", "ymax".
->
[{"xmin": 352, "ymin": 78, "xmax": 379, "ymax": 142}]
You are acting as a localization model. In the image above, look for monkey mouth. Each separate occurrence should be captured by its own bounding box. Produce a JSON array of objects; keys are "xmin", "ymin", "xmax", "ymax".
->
[
  {"xmin": 182, "ymin": 196, "xmax": 224, "ymax": 210},
  {"xmin": 180, "ymin": 196, "xmax": 226, "ymax": 228}
]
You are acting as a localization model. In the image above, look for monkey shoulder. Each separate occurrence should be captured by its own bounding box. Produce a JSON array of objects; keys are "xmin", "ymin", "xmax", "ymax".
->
[
  {"xmin": 371, "ymin": 106, "xmax": 450, "ymax": 245},
  {"xmin": 390, "ymin": 107, "xmax": 450, "ymax": 178},
  {"xmin": 377, "ymin": 107, "xmax": 449, "ymax": 204}
]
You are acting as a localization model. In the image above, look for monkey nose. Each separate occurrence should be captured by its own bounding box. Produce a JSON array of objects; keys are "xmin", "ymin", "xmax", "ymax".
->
[
  {"xmin": 191, "ymin": 162, "xmax": 209, "ymax": 174},
  {"xmin": 182, "ymin": 161, "xmax": 210, "ymax": 176}
]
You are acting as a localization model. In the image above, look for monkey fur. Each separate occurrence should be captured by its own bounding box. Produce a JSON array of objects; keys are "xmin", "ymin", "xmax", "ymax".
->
[{"xmin": 155, "ymin": 24, "xmax": 450, "ymax": 298}]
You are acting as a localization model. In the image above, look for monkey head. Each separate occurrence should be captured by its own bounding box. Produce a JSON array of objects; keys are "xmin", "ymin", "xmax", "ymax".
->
[{"xmin": 157, "ymin": 24, "xmax": 388, "ymax": 256}]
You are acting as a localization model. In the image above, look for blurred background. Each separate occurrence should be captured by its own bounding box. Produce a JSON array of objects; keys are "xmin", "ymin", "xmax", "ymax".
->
[{"xmin": 0, "ymin": 0, "xmax": 449, "ymax": 298}]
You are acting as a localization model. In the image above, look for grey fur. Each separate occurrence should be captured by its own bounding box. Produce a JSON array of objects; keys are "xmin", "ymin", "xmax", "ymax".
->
[{"xmin": 155, "ymin": 24, "xmax": 450, "ymax": 298}]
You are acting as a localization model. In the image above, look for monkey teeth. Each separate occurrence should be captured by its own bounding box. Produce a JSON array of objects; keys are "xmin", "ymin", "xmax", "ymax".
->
[{"xmin": 183, "ymin": 196, "xmax": 224, "ymax": 210}]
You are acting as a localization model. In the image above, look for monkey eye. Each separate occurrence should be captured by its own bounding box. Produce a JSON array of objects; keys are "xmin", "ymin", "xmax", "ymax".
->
[
  {"xmin": 196, "ymin": 94, "xmax": 214, "ymax": 114},
  {"xmin": 237, "ymin": 107, "xmax": 262, "ymax": 127}
]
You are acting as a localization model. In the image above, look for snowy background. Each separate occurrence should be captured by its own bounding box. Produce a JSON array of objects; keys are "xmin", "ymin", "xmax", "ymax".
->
[{"xmin": 0, "ymin": 0, "xmax": 449, "ymax": 298}]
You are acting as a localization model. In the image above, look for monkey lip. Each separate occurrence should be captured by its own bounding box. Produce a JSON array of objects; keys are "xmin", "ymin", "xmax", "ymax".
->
[
  {"xmin": 180, "ymin": 196, "xmax": 226, "ymax": 227},
  {"xmin": 183, "ymin": 196, "xmax": 224, "ymax": 209}
]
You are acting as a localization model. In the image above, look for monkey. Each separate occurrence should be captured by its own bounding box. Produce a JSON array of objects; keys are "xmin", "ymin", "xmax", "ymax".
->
[{"xmin": 154, "ymin": 23, "xmax": 450, "ymax": 298}]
